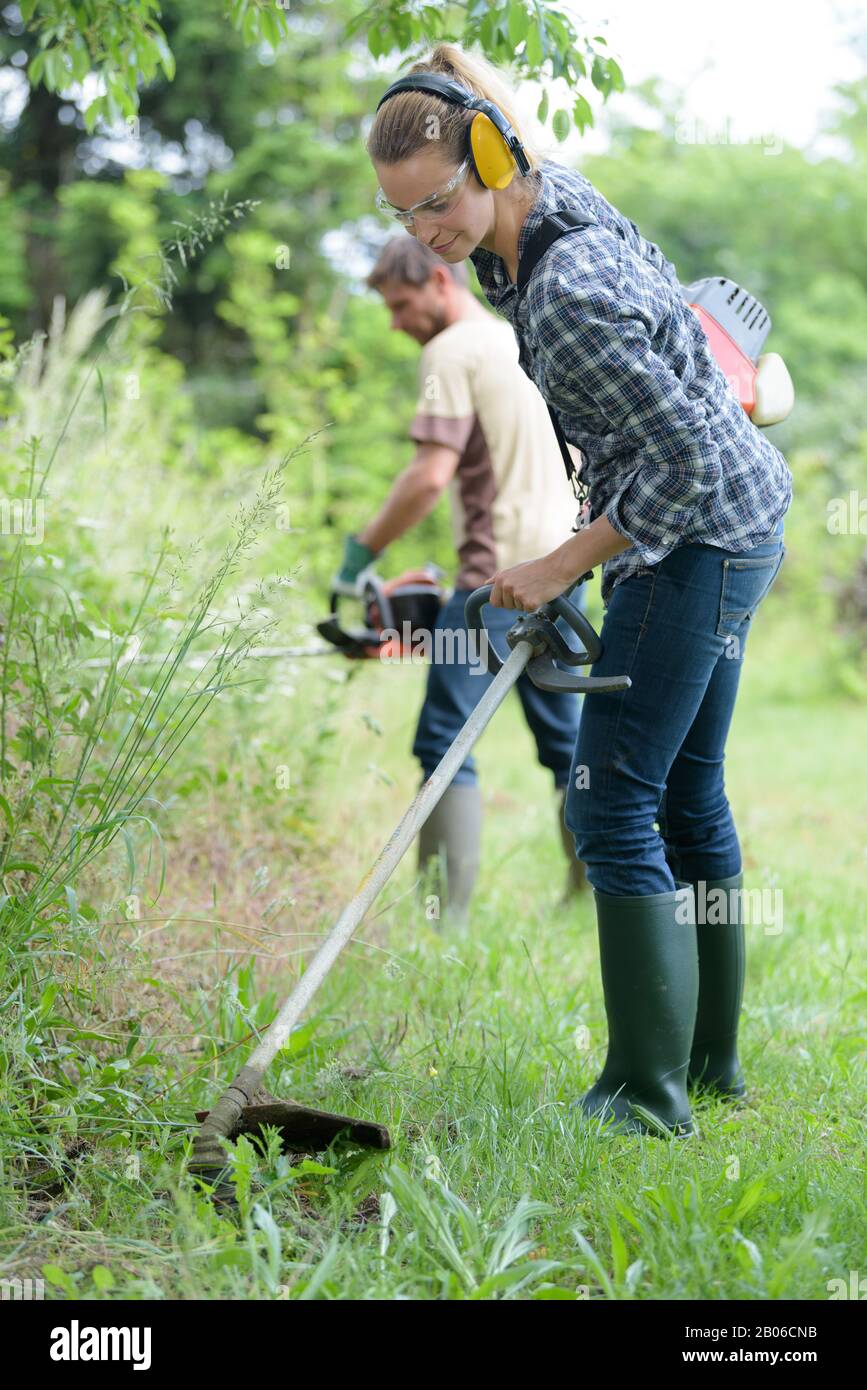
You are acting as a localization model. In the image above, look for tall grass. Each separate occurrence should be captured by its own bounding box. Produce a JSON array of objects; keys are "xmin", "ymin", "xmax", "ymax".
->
[{"xmin": 0, "ymin": 201, "xmax": 328, "ymax": 1212}]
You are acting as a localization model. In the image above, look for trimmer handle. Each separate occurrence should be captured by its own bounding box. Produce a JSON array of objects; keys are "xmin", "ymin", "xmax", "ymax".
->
[
  {"xmin": 315, "ymin": 588, "xmax": 381, "ymax": 658},
  {"xmin": 464, "ymin": 580, "xmax": 631, "ymax": 695}
]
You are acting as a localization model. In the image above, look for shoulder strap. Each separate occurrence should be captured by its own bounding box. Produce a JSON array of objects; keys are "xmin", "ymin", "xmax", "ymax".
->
[
  {"xmin": 516, "ymin": 208, "xmax": 597, "ymax": 295},
  {"xmin": 516, "ymin": 209, "xmax": 597, "ymax": 490}
]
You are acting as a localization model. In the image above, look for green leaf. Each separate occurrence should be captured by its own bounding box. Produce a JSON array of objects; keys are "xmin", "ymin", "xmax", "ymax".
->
[
  {"xmin": 591, "ymin": 56, "xmax": 608, "ymax": 94},
  {"xmin": 95, "ymin": 367, "xmax": 108, "ymax": 435},
  {"xmin": 83, "ymin": 98, "xmax": 103, "ymax": 134},
  {"xmin": 572, "ymin": 95, "xmax": 593, "ymax": 133},
  {"xmin": 613, "ymin": 1198, "xmax": 643, "ymax": 1232},
  {"xmin": 524, "ymin": 20, "xmax": 543, "ymax": 67},
  {"xmin": 297, "ymin": 1159, "xmax": 338, "ymax": 1176},
  {"xmin": 44, "ymin": 47, "xmax": 64, "ymax": 92},
  {"xmin": 158, "ymin": 42, "xmax": 176, "ymax": 81},
  {"xmin": 508, "ymin": 2, "xmax": 529, "ymax": 46},
  {"xmin": 39, "ymin": 984, "xmax": 60, "ymax": 1016},
  {"xmin": 242, "ymin": 7, "xmax": 258, "ymax": 45},
  {"xmin": 609, "ymin": 1214, "xmax": 628, "ymax": 1283},
  {"xmin": 536, "ymin": 89, "xmax": 549, "ymax": 124},
  {"xmin": 393, "ymin": 13, "xmax": 412, "ymax": 46},
  {"xmin": 42, "ymin": 1264, "xmax": 75, "ymax": 1295},
  {"xmin": 91, "ymin": 1265, "xmax": 115, "ymax": 1291},
  {"xmin": 69, "ymin": 41, "xmax": 89, "ymax": 83},
  {"xmin": 726, "ymin": 1176, "xmax": 780, "ymax": 1224},
  {"xmin": 0, "ymin": 794, "xmax": 14, "ymax": 834},
  {"xmin": 63, "ymin": 1030, "xmax": 118, "ymax": 1043},
  {"xmin": 552, "ymin": 108, "xmax": 570, "ymax": 142},
  {"xmin": 137, "ymin": 36, "xmax": 159, "ymax": 83},
  {"xmin": 276, "ymin": 1020, "xmax": 317, "ymax": 1056},
  {"xmin": 261, "ymin": 9, "xmax": 280, "ymax": 49}
]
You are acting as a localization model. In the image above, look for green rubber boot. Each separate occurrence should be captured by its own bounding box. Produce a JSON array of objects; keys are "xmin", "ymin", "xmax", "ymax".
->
[
  {"xmin": 576, "ymin": 885, "xmax": 699, "ymax": 1137},
  {"xmin": 417, "ymin": 782, "xmax": 482, "ymax": 929},
  {"xmin": 676, "ymin": 871, "xmax": 748, "ymax": 1100}
]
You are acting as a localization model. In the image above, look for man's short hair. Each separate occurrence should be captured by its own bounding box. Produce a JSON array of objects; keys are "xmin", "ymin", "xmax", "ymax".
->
[{"xmin": 367, "ymin": 237, "xmax": 469, "ymax": 291}]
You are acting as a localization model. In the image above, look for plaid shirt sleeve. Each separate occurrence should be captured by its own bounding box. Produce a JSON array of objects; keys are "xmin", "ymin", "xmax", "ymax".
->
[{"xmin": 533, "ymin": 243, "xmax": 725, "ymax": 565}]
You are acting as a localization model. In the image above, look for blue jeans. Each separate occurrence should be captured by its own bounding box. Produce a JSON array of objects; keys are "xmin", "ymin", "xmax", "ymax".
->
[
  {"xmin": 564, "ymin": 520, "xmax": 786, "ymax": 896},
  {"xmin": 413, "ymin": 586, "xmax": 585, "ymax": 789}
]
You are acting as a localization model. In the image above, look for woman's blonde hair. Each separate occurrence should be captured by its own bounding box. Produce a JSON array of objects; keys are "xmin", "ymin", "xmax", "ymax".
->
[{"xmin": 367, "ymin": 42, "xmax": 547, "ymax": 203}]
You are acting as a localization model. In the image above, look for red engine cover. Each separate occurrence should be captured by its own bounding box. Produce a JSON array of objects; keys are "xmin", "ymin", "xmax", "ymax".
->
[{"xmin": 687, "ymin": 303, "xmax": 757, "ymax": 415}]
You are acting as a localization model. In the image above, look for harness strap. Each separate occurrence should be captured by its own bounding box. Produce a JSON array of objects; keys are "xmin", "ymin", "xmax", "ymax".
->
[
  {"xmin": 515, "ymin": 210, "xmax": 597, "ymax": 510},
  {"xmin": 516, "ymin": 208, "xmax": 597, "ymax": 295}
]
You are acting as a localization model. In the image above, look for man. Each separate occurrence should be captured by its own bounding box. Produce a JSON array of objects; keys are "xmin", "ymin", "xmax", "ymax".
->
[{"xmin": 333, "ymin": 237, "xmax": 588, "ymax": 923}]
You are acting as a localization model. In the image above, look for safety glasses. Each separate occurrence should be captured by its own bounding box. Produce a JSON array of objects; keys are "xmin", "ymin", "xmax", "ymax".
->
[{"xmin": 375, "ymin": 157, "xmax": 472, "ymax": 226}]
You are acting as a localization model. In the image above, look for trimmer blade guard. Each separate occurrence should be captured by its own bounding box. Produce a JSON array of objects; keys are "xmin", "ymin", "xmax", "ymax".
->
[
  {"xmin": 316, "ymin": 563, "xmax": 448, "ymax": 661},
  {"xmin": 314, "ymin": 615, "xmax": 382, "ymax": 660},
  {"xmin": 194, "ymin": 1101, "xmax": 391, "ymax": 1154}
]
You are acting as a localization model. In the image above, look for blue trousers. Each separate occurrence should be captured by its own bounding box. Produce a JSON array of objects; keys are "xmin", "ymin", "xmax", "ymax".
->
[
  {"xmin": 413, "ymin": 586, "xmax": 585, "ymax": 789},
  {"xmin": 564, "ymin": 520, "xmax": 786, "ymax": 896}
]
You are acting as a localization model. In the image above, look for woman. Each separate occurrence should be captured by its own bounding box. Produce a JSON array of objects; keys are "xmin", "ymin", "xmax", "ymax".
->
[{"xmin": 367, "ymin": 43, "xmax": 791, "ymax": 1136}]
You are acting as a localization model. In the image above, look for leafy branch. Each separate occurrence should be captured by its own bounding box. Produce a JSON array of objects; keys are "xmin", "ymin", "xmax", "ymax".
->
[
  {"xmin": 20, "ymin": 0, "xmax": 291, "ymax": 131},
  {"xmin": 18, "ymin": 0, "xmax": 624, "ymax": 139},
  {"xmin": 347, "ymin": 0, "xmax": 626, "ymax": 136}
]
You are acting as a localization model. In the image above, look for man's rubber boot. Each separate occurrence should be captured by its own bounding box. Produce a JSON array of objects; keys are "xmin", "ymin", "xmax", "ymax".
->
[
  {"xmin": 676, "ymin": 871, "xmax": 748, "ymax": 1100},
  {"xmin": 557, "ymin": 786, "xmax": 588, "ymax": 899},
  {"xmin": 576, "ymin": 885, "xmax": 698, "ymax": 1136},
  {"xmin": 417, "ymin": 782, "xmax": 482, "ymax": 929}
]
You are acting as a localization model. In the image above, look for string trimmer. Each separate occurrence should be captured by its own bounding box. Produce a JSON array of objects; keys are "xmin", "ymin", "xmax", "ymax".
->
[
  {"xmin": 189, "ymin": 576, "xmax": 630, "ymax": 1190},
  {"xmin": 315, "ymin": 561, "xmax": 448, "ymax": 659}
]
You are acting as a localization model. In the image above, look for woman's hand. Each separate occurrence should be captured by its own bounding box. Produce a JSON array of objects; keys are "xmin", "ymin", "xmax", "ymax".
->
[
  {"xmin": 485, "ymin": 551, "xmax": 573, "ymax": 612},
  {"xmin": 485, "ymin": 517, "xmax": 633, "ymax": 611}
]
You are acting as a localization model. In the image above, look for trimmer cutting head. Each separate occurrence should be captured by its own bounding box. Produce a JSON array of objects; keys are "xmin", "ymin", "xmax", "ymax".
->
[
  {"xmin": 193, "ymin": 1099, "xmax": 390, "ymax": 1156},
  {"xmin": 191, "ymin": 1091, "xmax": 390, "ymax": 1203}
]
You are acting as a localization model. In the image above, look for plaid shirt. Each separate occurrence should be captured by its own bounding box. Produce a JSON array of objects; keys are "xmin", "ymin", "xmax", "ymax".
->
[{"xmin": 469, "ymin": 160, "xmax": 793, "ymax": 606}]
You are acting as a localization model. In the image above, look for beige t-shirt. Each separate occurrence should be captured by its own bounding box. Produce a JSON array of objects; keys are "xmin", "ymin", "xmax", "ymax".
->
[{"xmin": 409, "ymin": 315, "xmax": 582, "ymax": 589}]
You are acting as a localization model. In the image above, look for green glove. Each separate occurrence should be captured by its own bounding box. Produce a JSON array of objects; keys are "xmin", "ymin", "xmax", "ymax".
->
[{"xmin": 333, "ymin": 534, "xmax": 379, "ymax": 595}]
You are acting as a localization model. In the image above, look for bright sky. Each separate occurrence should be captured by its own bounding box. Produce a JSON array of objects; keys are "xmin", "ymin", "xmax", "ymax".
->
[{"xmin": 530, "ymin": 0, "xmax": 865, "ymax": 158}]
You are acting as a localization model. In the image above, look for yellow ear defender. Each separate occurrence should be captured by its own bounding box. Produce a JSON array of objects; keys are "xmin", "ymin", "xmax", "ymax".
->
[
  {"xmin": 375, "ymin": 72, "xmax": 531, "ymax": 190},
  {"xmin": 468, "ymin": 109, "xmax": 520, "ymax": 188}
]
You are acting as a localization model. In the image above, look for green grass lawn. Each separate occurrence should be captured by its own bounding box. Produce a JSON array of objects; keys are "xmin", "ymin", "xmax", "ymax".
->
[{"xmin": 2, "ymin": 602, "xmax": 864, "ymax": 1300}]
